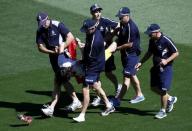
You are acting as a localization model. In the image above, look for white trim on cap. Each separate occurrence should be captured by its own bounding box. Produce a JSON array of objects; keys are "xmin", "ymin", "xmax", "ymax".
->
[
  {"xmin": 39, "ymin": 16, "xmax": 48, "ymax": 21},
  {"xmin": 120, "ymin": 13, "xmax": 130, "ymax": 16},
  {"xmin": 151, "ymin": 29, "xmax": 160, "ymax": 33}
]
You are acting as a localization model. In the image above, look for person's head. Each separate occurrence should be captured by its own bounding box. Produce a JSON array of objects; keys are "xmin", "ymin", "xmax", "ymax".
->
[
  {"xmin": 90, "ymin": 4, "xmax": 102, "ymax": 20},
  {"xmin": 145, "ymin": 24, "xmax": 161, "ymax": 39},
  {"xmin": 36, "ymin": 12, "xmax": 50, "ymax": 29},
  {"xmin": 116, "ymin": 7, "xmax": 130, "ymax": 24},
  {"xmin": 80, "ymin": 19, "xmax": 98, "ymax": 34}
]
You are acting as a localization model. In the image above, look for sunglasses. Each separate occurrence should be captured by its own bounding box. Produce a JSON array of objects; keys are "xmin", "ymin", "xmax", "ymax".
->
[{"xmin": 92, "ymin": 10, "xmax": 101, "ymax": 13}]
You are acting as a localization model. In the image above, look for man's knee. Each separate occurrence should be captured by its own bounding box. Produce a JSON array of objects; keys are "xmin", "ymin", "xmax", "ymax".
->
[{"xmin": 151, "ymin": 86, "xmax": 166, "ymax": 95}]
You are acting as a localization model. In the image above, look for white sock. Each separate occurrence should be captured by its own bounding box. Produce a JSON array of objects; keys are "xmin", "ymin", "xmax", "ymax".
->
[
  {"xmin": 49, "ymin": 106, "xmax": 54, "ymax": 111},
  {"xmin": 168, "ymin": 96, "xmax": 173, "ymax": 101},
  {"xmin": 106, "ymin": 102, "xmax": 112, "ymax": 108},
  {"xmin": 117, "ymin": 84, "xmax": 122, "ymax": 90},
  {"xmin": 73, "ymin": 98, "xmax": 79, "ymax": 103},
  {"xmin": 97, "ymin": 96, "xmax": 101, "ymax": 100},
  {"xmin": 79, "ymin": 113, "xmax": 85, "ymax": 118},
  {"xmin": 161, "ymin": 108, "xmax": 166, "ymax": 112}
]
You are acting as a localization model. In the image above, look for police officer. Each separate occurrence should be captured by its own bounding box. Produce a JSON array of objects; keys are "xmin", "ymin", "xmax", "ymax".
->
[
  {"xmin": 111, "ymin": 7, "xmax": 145, "ymax": 107},
  {"xmin": 36, "ymin": 12, "xmax": 81, "ymax": 116},
  {"xmin": 136, "ymin": 24, "xmax": 179, "ymax": 119},
  {"xmin": 73, "ymin": 19, "xmax": 115, "ymax": 122},
  {"xmin": 89, "ymin": 4, "xmax": 121, "ymax": 106}
]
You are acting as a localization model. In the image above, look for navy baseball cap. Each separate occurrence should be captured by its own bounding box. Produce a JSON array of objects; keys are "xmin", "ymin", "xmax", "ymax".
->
[
  {"xmin": 36, "ymin": 12, "xmax": 48, "ymax": 27},
  {"xmin": 90, "ymin": 4, "xmax": 103, "ymax": 12},
  {"xmin": 116, "ymin": 7, "xmax": 130, "ymax": 17},
  {"xmin": 145, "ymin": 24, "xmax": 160, "ymax": 35},
  {"xmin": 80, "ymin": 19, "xmax": 98, "ymax": 32}
]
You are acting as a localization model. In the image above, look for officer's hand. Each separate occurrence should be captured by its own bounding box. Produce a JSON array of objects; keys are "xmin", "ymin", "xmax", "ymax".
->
[
  {"xmin": 76, "ymin": 37, "xmax": 85, "ymax": 48},
  {"xmin": 135, "ymin": 62, "xmax": 142, "ymax": 71},
  {"xmin": 54, "ymin": 46, "xmax": 59, "ymax": 54},
  {"xmin": 160, "ymin": 59, "xmax": 168, "ymax": 66}
]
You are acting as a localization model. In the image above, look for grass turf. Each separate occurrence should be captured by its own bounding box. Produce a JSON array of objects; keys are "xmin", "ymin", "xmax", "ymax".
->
[{"xmin": 0, "ymin": 0, "xmax": 192, "ymax": 130}]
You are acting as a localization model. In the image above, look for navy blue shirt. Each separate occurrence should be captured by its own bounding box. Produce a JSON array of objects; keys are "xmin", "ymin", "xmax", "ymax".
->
[
  {"xmin": 83, "ymin": 29, "xmax": 105, "ymax": 72},
  {"xmin": 36, "ymin": 20, "xmax": 70, "ymax": 73},
  {"xmin": 97, "ymin": 17, "xmax": 118, "ymax": 37},
  {"xmin": 36, "ymin": 20, "xmax": 70, "ymax": 50},
  {"xmin": 148, "ymin": 34, "xmax": 178, "ymax": 66},
  {"xmin": 97, "ymin": 17, "xmax": 118, "ymax": 48},
  {"xmin": 118, "ymin": 19, "xmax": 141, "ymax": 57}
]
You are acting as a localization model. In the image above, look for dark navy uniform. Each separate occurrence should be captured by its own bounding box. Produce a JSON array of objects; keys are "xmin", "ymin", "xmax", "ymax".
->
[
  {"xmin": 118, "ymin": 19, "xmax": 141, "ymax": 76},
  {"xmin": 97, "ymin": 17, "xmax": 118, "ymax": 37},
  {"xmin": 148, "ymin": 34, "xmax": 178, "ymax": 91},
  {"xmin": 83, "ymin": 29, "xmax": 105, "ymax": 85},
  {"xmin": 36, "ymin": 20, "xmax": 70, "ymax": 74},
  {"xmin": 97, "ymin": 17, "xmax": 118, "ymax": 72}
]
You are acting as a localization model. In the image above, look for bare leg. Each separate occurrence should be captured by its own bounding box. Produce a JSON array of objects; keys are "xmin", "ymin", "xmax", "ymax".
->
[
  {"xmin": 151, "ymin": 86, "xmax": 168, "ymax": 110},
  {"xmin": 93, "ymin": 81, "xmax": 111, "ymax": 108},
  {"xmin": 81, "ymin": 86, "xmax": 90, "ymax": 113},
  {"xmin": 161, "ymin": 93, "xmax": 169, "ymax": 110},
  {"xmin": 73, "ymin": 86, "xmax": 89, "ymax": 122},
  {"xmin": 117, "ymin": 77, "xmax": 131, "ymax": 99},
  {"xmin": 50, "ymin": 76, "xmax": 62, "ymax": 109},
  {"xmin": 73, "ymin": 79, "xmax": 114, "ymax": 121},
  {"xmin": 154, "ymin": 89, "xmax": 168, "ymax": 119},
  {"xmin": 93, "ymin": 81, "xmax": 115, "ymax": 116},
  {"xmin": 130, "ymin": 75, "xmax": 143, "ymax": 97}
]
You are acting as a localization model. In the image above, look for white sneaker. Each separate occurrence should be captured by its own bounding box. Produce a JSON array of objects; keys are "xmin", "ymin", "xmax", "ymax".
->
[
  {"xmin": 73, "ymin": 116, "xmax": 85, "ymax": 122},
  {"xmin": 155, "ymin": 110, "xmax": 167, "ymax": 119},
  {"xmin": 41, "ymin": 106, "xmax": 54, "ymax": 117},
  {"xmin": 66, "ymin": 100, "xmax": 82, "ymax": 112},
  {"xmin": 129, "ymin": 95, "xmax": 145, "ymax": 104},
  {"xmin": 101, "ymin": 105, "xmax": 115, "ymax": 116},
  {"xmin": 91, "ymin": 97, "xmax": 101, "ymax": 107},
  {"xmin": 166, "ymin": 96, "xmax": 177, "ymax": 113},
  {"xmin": 115, "ymin": 84, "xmax": 122, "ymax": 97}
]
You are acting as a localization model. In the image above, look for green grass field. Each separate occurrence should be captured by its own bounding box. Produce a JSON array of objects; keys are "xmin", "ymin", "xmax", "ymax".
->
[{"xmin": 0, "ymin": 0, "xmax": 192, "ymax": 130}]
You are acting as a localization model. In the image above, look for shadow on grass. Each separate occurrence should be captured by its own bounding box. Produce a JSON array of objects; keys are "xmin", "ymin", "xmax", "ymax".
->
[
  {"xmin": 0, "ymin": 91, "xmax": 84, "ymax": 127},
  {"xmin": 0, "ymin": 90, "xmax": 156, "ymax": 128},
  {"xmin": 88, "ymin": 103, "xmax": 156, "ymax": 116},
  {"xmin": 115, "ymin": 106, "xmax": 156, "ymax": 116},
  {"xmin": 26, "ymin": 90, "xmax": 74, "ymax": 107},
  {"xmin": 10, "ymin": 123, "xmax": 30, "ymax": 127},
  {"xmin": 0, "ymin": 100, "xmax": 52, "ymax": 127}
]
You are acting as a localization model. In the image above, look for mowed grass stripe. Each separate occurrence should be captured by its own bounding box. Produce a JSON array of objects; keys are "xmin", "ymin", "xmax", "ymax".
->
[{"xmin": 35, "ymin": 0, "xmax": 192, "ymax": 44}]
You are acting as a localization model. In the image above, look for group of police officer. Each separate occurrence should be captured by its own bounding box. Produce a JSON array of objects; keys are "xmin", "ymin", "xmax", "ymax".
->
[{"xmin": 36, "ymin": 4, "xmax": 179, "ymax": 122}]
